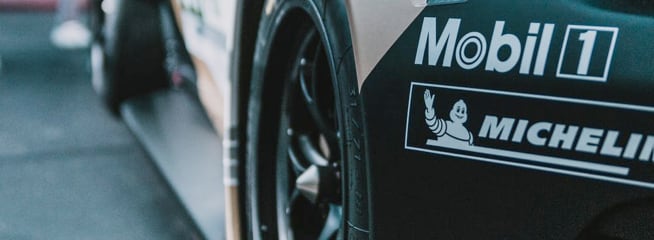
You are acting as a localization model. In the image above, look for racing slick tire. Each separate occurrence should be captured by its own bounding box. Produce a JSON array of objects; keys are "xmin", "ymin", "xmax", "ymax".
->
[
  {"xmin": 245, "ymin": 0, "xmax": 369, "ymax": 239},
  {"xmin": 90, "ymin": 0, "xmax": 168, "ymax": 114}
]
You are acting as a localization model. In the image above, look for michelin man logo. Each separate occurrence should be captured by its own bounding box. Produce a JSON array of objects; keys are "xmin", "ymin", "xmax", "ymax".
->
[{"xmin": 424, "ymin": 89, "xmax": 474, "ymax": 148}]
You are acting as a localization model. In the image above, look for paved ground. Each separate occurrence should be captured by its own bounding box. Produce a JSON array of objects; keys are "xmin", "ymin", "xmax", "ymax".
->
[{"xmin": 0, "ymin": 12, "xmax": 202, "ymax": 240}]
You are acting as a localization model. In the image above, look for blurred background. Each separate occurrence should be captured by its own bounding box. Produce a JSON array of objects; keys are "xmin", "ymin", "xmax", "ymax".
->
[{"xmin": 0, "ymin": 1, "xmax": 201, "ymax": 239}]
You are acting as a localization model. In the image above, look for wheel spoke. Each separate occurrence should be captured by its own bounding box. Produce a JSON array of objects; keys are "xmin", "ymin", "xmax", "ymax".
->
[
  {"xmin": 298, "ymin": 134, "xmax": 329, "ymax": 167},
  {"xmin": 288, "ymin": 144, "xmax": 307, "ymax": 175},
  {"xmin": 286, "ymin": 189, "xmax": 300, "ymax": 215},
  {"xmin": 318, "ymin": 204, "xmax": 342, "ymax": 240},
  {"xmin": 267, "ymin": 26, "xmax": 344, "ymax": 240},
  {"xmin": 299, "ymin": 59, "xmax": 339, "ymax": 144}
]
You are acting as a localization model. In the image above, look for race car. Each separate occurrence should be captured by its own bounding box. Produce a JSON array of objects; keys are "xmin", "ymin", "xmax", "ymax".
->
[{"xmin": 90, "ymin": 0, "xmax": 654, "ymax": 239}]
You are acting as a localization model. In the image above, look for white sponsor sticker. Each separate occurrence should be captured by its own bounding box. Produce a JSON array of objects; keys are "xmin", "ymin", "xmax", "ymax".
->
[
  {"xmin": 405, "ymin": 82, "xmax": 654, "ymax": 189},
  {"xmin": 414, "ymin": 18, "xmax": 619, "ymax": 81}
]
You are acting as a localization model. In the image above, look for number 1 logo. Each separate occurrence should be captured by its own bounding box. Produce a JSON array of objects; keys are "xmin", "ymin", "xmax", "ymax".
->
[{"xmin": 556, "ymin": 25, "xmax": 619, "ymax": 82}]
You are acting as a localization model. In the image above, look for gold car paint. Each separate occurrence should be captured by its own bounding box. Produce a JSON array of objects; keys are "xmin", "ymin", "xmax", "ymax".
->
[
  {"xmin": 345, "ymin": 0, "xmax": 424, "ymax": 89},
  {"xmin": 173, "ymin": 0, "xmax": 235, "ymax": 137},
  {"xmin": 172, "ymin": 0, "xmax": 226, "ymax": 131},
  {"xmin": 171, "ymin": 1, "xmax": 241, "ymax": 240}
]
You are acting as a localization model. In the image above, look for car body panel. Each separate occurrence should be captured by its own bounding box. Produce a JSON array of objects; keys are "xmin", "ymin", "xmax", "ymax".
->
[
  {"xmin": 170, "ymin": 1, "xmax": 242, "ymax": 240},
  {"xmin": 345, "ymin": 0, "xmax": 424, "ymax": 89},
  {"xmin": 173, "ymin": 0, "xmax": 237, "ymax": 136},
  {"xmin": 359, "ymin": 0, "xmax": 654, "ymax": 238}
]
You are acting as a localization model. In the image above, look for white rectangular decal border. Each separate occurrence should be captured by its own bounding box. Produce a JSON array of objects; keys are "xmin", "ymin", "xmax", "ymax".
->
[
  {"xmin": 404, "ymin": 81, "xmax": 654, "ymax": 189},
  {"xmin": 555, "ymin": 25, "xmax": 619, "ymax": 82}
]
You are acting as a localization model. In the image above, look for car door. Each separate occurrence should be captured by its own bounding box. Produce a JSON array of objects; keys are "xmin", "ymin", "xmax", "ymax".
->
[{"xmin": 354, "ymin": 0, "xmax": 654, "ymax": 238}]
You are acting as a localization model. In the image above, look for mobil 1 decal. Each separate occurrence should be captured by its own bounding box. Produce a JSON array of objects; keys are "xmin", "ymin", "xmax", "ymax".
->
[
  {"xmin": 414, "ymin": 18, "xmax": 619, "ymax": 82},
  {"xmin": 404, "ymin": 82, "xmax": 654, "ymax": 189}
]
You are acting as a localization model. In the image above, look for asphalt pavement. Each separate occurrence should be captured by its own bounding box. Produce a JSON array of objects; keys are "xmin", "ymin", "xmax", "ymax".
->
[{"xmin": 0, "ymin": 12, "xmax": 202, "ymax": 240}]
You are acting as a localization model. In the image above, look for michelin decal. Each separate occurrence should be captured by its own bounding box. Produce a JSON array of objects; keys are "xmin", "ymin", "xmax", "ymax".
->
[{"xmin": 405, "ymin": 82, "xmax": 654, "ymax": 189}]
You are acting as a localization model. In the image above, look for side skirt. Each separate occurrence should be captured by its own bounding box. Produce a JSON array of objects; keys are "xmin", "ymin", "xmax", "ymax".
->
[{"xmin": 121, "ymin": 89, "xmax": 225, "ymax": 240}]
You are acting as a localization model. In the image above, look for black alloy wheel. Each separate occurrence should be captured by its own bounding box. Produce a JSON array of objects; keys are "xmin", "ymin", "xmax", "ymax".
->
[
  {"xmin": 277, "ymin": 27, "xmax": 343, "ymax": 240},
  {"xmin": 248, "ymin": 22, "xmax": 346, "ymax": 240}
]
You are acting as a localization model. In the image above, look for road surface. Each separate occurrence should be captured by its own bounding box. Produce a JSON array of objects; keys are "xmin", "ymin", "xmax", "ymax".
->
[{"xmin": 0, "ymin": 11, "xmax": 202, "ymax": 240}]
